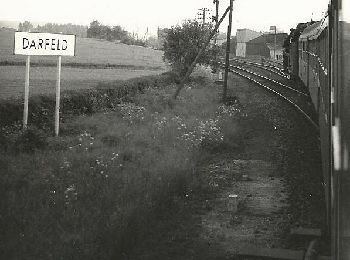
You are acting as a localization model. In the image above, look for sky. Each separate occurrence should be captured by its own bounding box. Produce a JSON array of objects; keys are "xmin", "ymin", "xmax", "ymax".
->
[{"xmin": 1, "ymin": 0, "xmax": 330, "ymax": 36}]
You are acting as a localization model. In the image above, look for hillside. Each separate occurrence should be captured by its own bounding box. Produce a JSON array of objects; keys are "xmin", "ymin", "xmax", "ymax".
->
[
  {"xmin": 0, "ymin": 28, "xmax": 166, "ymax": 69},
  {"xmin": 0, "ymin": 28, "xmax": 168, "ymax": 99}
]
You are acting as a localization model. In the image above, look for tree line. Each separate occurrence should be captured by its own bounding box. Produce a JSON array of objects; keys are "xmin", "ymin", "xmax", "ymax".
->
[
  {"xmin": 18, "ymin": 21, "xmax": 87, "ymax": 38},
  {"xmin": 18, "ymin": 20, "xmax": 147, "ymax": 47},
  {"xmin": 86, "ymin": 20, "xmax": 146, "ymax": 47}
]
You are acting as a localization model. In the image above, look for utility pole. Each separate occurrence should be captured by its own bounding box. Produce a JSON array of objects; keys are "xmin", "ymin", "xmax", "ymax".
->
[
  {"xmin": 197, "ymin": 8, "xmax": 210, "ymax": 27},
  {"xmin": 212, "ymin": 0, "xmax": 220, "ymax": 44},
  {"xmin": 213, "ymin": 0, "xmax": 219, "ymax": 24},
  {"xmin": 223, "ymin": 0, "xmax": 234, "ymax": 102},
  {"xmin": 270, "ymin": 25, "xmax": 277, "ymax": 59}
]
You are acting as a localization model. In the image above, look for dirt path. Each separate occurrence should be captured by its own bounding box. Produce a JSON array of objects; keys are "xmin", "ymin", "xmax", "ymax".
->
[
  {"xmin": 192, "ymin": 108, "xmax": 290, "ymax": 258},
  {"xmin": 200, "ymin": 159, "xmax": 288, "ymax": 256},
  {"xmin": 187, "ymin": 72, "xmax": 323, "ymax": 258}
]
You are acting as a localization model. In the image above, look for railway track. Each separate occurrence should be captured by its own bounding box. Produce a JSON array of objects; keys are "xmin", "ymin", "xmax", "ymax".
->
[
  {"xmin": 229, "ymin": 58, "xmax": 310, "ymax": 95},
  {"xmin": 230, "ymin": 58, "xmax": 289, "ymax": 79},
  {"xmin": 219, "ymin": 61, "xmax": 319, "ymax": 130},
  {"xmin": 230, "ymin": 65, "xmax": 308, "ymax": 97}
]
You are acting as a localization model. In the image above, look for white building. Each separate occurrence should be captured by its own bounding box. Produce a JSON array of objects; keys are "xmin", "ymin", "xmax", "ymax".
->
[
  {"xmin": 267, "ymin": 43, "xmax": 284, "ymax": 61},
  {"xmin": 235, "ymin": 29, "xmax": 262, "ymax": 57}
]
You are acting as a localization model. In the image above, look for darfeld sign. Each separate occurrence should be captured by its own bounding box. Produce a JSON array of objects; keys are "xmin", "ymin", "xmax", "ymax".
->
[
  {"xmin": 14, "ymin": 32, "xmax": 75, "ymax": 56},
  {"xmin": 14, "ymin": 32, "xmax": 76, "ymax": 136}
]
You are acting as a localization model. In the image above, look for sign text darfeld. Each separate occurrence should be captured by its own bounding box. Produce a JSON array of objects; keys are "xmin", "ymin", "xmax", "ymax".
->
[
  {"xmin": 22, "ymin": 38, "xmax": 68, "ymax": 51},
  {"xmin": 14, "ymin": 32, "xmax": 75, "ymax": 56}
]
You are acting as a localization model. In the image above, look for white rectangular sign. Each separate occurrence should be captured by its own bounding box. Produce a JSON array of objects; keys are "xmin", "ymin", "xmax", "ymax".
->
[{"xmin": 14, "ymin": 32, "xmax": 76, "ymax": 56}]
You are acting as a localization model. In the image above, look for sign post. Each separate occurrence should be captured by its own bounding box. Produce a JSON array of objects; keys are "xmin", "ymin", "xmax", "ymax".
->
[
  {"xmin": 14, "ymin": 32, "xmax": 75, "ymax": 136},
  {"xmin": 23, "ymin": 55, "xmax": 30, "ymax": 128},
  {"xmin": 55, "ymin": 56, "xmax": 62, "ymax": 136}
]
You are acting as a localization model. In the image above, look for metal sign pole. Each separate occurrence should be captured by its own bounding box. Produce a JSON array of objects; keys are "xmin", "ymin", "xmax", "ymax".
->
[
  {"xmin": 23, "ymin": 55, "xmax": 30, "ymax": 129},
  {"xmin": 55, "ymin": 56, "xmax": 62, "ymax": 136}
]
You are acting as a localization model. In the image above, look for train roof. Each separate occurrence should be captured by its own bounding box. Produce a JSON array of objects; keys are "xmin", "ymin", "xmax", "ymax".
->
[{"xmin": 299, "ymin": 16, "xmax": 328, "ymax": 41}]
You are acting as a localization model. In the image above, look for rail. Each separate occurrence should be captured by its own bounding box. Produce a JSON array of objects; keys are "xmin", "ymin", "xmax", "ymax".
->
[{"xmin": 220, "ymin": 62, "xmax": 319, "ymax": 130}]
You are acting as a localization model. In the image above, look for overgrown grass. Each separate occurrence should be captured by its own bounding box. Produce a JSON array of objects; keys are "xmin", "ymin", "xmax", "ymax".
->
[{"xmin": 0, "ymin": 69, "xmax": 243, "ymax": 259}]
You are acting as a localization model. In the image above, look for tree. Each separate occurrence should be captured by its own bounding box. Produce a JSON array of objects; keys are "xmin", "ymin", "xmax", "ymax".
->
[
  {"xmin": 111, "ymin": 26, "xmax": 128, "ymax": 41},
  {"xmin": 33, "ymin": 23, "xmax": 87, "ymax": 37},
  {"xmin": 87, "ymin": 20, "xmax": 102, "ymax": 38},
  {"xmin": 18, "ymin": 21, "xmax": 33, "ymax": 32},
  {"xmin": 163, "ymin": 20, "xmax": 219, "ymax": 80}
]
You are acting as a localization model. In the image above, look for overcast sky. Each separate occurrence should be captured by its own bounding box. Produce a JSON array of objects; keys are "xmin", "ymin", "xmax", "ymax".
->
[{"xmin": 1, "ymin": 0, "xmax": 329, "ymax": 36}]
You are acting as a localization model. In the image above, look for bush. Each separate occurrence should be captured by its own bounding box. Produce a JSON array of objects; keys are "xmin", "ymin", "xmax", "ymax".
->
[
  {"xmin": 163, "ymin": 20, "xmax": 219, "ymax": 80},
  {"xmin": 0, "ymin": 73, "xmax": 173, "ymax": 132},
  {"xmin": 15, "ymin": 126, "xmax": 48, "ymax": 152},
  {"xmin": 0, "ymin": 125, "xmax": 48, "ymax": 153}
]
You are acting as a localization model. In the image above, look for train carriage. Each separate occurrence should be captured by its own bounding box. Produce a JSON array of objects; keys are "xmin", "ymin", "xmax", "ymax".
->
[
  {"xmin": 330, "ymin": 3, "xmax": 350, "ymax": 257},
  {"xmin": 299, "ymin": 17, "xmax": 329, "ymax": 113},
  {"xmin": 298, "ymin": 17, "xmax": 332, "ymax": 237},
  {"xmin": 285, "ymin": 1, "xmax": 350, "ymax": 258}
]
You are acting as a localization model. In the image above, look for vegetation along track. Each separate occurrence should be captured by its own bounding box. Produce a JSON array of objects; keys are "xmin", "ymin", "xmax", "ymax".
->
[{"xmin": 219, "ymin": 61, "xmax": 319, "ymax": 131}]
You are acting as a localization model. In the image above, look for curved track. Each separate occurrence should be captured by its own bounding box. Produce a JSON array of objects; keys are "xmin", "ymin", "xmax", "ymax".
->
[
  {"xmin": 219, "ymin": 61, "xmax": 319, "ymax": 130},
  {"xmin": 230, "ymin": 58, "xmax": 289, "ymax": 79},
  {"xmin": 230, "ymin": 65, "xmax": 308, "ymax": 97}
]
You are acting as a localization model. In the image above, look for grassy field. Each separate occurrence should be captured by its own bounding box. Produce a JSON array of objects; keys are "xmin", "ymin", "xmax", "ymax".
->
[
  {"xmin": 0, "ymin": 28, "xmax": 168, "ymax": 99},
  {"xmin": 0, "ymin": 67, "xmax": 245, "ymax": 259},
  {"xmin": 0, "ymin": 28, "xmax": 166, "ymax": 68},
  {"xmin": 0, "ymin": 66, "xmax": 166, "ymax": 99}
]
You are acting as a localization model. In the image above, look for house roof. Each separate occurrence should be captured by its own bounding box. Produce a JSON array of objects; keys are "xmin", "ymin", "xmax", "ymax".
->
[
  {"xmin": 266, "ymin": 43, "xmax": 283, "ymax": 50},
  {"xmin": 247, "ymin": 33, "xmax": 287, "ymax": 47}
]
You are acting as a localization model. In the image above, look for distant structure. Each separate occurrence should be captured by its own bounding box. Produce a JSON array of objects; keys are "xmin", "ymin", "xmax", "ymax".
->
[
  {"xmin": 235, "ymin": 29, "xmax": 262, "ymax": 57},
  {"xmin": 216, "ymin": 32, "xmax": 228, "ymax": 46},
  {"xmin": 246, "ymin": 33, "xmax": 288, "ymax": 60},
  {"xmin": 234, "ymin": 28, "xmax": 287, "ymax": 60}
]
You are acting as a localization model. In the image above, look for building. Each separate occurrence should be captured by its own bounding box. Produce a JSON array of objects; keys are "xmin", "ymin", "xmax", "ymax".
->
[
  {"xmin": 267, "ymin": 44, "xmax": 284, "ymax": 60},
  {"xmin": 245, "ymin": 33, "xmax": 288, "ymax": 60},
  {"xmin": 215, "ymin": 32, "xmax": 229, "ymax": 46},
  {"xmin": 235, "ymin": 29, "xmax": 263, "ymax": 57}
]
